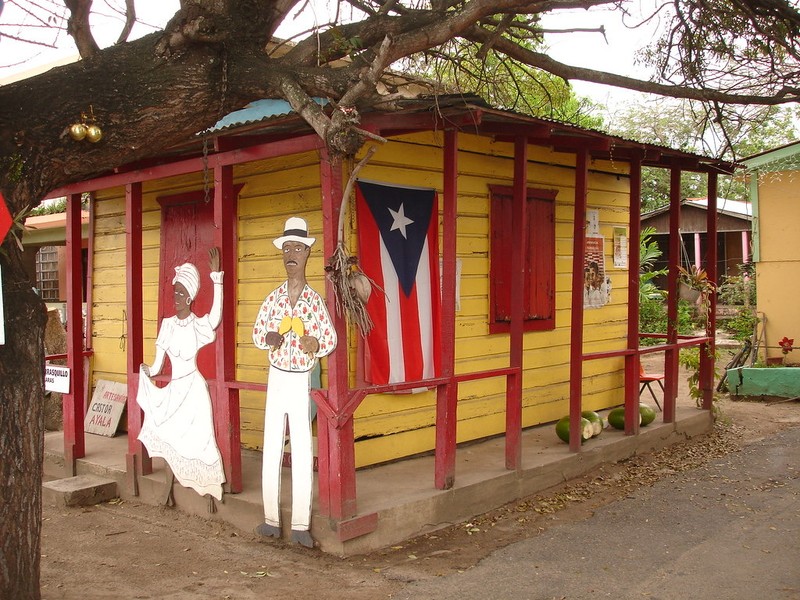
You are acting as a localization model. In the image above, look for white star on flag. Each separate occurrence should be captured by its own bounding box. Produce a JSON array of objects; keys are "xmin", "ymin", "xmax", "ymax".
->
[{"xmin": 388, "ymin": 203, "xmax": 414, "ymax": 239}]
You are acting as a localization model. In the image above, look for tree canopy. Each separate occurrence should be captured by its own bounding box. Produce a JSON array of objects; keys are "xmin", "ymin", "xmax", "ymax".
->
[
  {"xmin": 1, "ymin": 0, "xmax": 799, "ymax": 597},
  {"xmin": 1, "ymin": 0, "xmax": 799, "ymax": 202},
  {"xmin": 608, "ymin": 100, "xmax": 800, "ymax": 210}
]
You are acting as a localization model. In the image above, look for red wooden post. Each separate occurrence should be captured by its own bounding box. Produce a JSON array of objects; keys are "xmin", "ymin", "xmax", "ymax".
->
[
  {"xmin": 625, "ymin": 155, "xmax": 642, "ymax": 435},
  {"xmin": 125, "ymin": 182, "xmax": 152, "ymax": 489},
  {"xmin": 435, "ymin": 129, "xmax": 459, "ymax": 489},
  {"xmin": 569, "ymin": 149, "xmax": 589, "ymax": 452},
  {"xmin": 664, "ymin": 166, "xmax": 682, "ymax": 422},
  {"xmin": 319, "ymin": 153, "xmax": 357, "ymax": 520},
  {"xmin": 213, "ymin": 164, "xmax": 242, "ymax": 493},
  {"xmin": 64, "ymin": 192, "xmax": 85, "ymax": 473},
  {"xmin": 85, "ymin": 197, "xmax": 94, "ymax": 357},
  {"xmin": 700, "ymin": 172, "xmax": 718, "ymax": 410},
  {"xmin": 506, "ymin": 136, "xmax": 527, "ymax": 468}
]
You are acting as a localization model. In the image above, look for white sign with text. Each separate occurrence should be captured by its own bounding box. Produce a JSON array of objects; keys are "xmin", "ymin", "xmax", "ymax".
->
[{"xmin": 44, "ymin": 364, "xmax": 70, "ymax": 393}]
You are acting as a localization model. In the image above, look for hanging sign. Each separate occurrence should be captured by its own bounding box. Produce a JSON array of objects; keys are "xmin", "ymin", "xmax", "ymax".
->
[
  {"xmin": 44, "ymin": 364, "xmax": 71, "ymax": 393},
  {"xmin": 613, "ymin": 226, "xmax": 629, "ymax": 268}
]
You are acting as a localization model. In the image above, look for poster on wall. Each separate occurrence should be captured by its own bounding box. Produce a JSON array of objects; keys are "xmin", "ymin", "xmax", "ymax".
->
[
  {"xmin": 584, "ymin": 235, "xmax": 611, "ymax": 309},
  {"xmin": 613, "ymin": 227, "xmax": 628, "ymax": 268}
]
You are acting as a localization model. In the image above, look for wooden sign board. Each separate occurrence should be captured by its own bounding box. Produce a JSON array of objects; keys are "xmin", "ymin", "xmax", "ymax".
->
[
  {"xmin": 84, "ymin": 379, "xmax": 128, "ymax": 437},
  {"xmin": 44, "ymin": 364, "xmax": 71, "ymax": 393}
]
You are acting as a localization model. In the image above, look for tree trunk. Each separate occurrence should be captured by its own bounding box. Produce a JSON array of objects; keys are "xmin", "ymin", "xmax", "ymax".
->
[{"xmin": 0, "ymin": 241, "xmax": 47, "ymax": 599}]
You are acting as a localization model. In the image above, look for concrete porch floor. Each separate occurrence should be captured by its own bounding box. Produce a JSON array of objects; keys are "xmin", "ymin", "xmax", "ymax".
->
[{"xmin": 43, "ymin": 403, "xmax": 712, "ymax": 556}]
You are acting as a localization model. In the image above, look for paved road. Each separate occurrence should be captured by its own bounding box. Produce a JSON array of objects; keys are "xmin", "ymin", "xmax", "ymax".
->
[{"xmin": 396, "ymin": 425, "xmax": 800, "ymax": 600}]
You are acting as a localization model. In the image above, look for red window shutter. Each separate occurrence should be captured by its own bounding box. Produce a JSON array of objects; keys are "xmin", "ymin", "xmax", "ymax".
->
[
  {"xmin": 527, "ymin": 194, "xmax": 555, "ymax": 320},
  {"xmin": 490, "ymin": 186, "xmax": 556, "ymax": 333},
  {"xmin": 490, "ymin": 190, "xmax": 513, "ymax": 323}
]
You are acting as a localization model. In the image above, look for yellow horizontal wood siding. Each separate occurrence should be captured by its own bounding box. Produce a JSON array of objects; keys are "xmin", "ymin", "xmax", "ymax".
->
[
  {"xmin": 89, "ymin": 132, "xmax": 632, "ymax": 470},
  {"xmin": 349, "ymin": 131, "xmax": 631, "ymax": 467}
]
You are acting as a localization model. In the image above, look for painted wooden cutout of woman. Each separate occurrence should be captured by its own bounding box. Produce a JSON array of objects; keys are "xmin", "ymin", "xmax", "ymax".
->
[{"xmin": 137, "ymin": 247, "xmax": 226, "ymax": 504}]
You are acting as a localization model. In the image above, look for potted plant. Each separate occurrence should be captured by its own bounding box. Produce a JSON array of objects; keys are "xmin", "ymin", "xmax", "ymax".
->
[{"xmin": 678, "ymin": 265, "xmax": 717, "ymax": 321}]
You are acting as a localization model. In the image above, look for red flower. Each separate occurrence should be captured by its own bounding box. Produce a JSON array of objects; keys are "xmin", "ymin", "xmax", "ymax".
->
[{"xmin": 778, "ymin": 336, "xmax": 794, "ymax": 355}]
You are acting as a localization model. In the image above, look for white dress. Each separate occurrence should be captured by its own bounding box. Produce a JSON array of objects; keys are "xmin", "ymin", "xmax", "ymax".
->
[{"xmin": 137, "ymin": 272, "xmax": 225, "ymax": 500}]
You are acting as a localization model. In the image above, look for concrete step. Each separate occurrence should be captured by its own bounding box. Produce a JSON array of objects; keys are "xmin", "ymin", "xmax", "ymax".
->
[{"xmin": 42, "ymin": 474, "xmax": 118, "ymax": 508}]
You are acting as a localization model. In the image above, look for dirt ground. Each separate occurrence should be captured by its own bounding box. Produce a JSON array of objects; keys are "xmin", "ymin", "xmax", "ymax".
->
[{"xmin": 40, "ymin": 351, "xmax": 800, "ymax": 600}]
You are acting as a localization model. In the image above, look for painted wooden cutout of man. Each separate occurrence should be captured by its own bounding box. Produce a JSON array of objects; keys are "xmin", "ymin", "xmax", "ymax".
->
[
  {"xmin": 252, "ymin": 217, "xmax": 337, "ymax": 548},
  {"xmin": 137, "ymin": 247, "xmax": 226, "ymax": 506}
]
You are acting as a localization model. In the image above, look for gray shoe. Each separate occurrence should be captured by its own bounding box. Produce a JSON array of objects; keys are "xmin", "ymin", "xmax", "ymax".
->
[
  {"xmin": 291, "ymin": 529, "xmax": 315, "ymax": 548},
  {"xmin": 255, "ymin": 523, "xmax": 281, "ymax": 538}
]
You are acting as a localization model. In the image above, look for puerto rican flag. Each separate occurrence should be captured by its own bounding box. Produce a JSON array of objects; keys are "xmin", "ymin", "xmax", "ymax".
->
[{"xmin": 356, "ymin": 180, "xmax": 441, "ymax": 385}]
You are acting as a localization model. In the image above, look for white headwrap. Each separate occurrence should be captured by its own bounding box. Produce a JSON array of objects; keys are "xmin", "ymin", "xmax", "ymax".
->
[{"xmin": 172, "ymin": 263, "xmax": 200, "ymax": 301}]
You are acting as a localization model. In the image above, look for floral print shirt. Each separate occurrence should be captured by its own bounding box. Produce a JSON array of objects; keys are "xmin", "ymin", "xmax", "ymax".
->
[{"xmin": 252, "ymin": 281, "xmax": 337, "ymax": 373}]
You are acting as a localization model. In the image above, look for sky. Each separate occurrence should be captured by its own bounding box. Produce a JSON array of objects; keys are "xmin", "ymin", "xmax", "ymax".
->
[
  {"xmin": 539, "ymin": 4, "xmax": 659, "ymax": 106},
  {"xmin": 0, "ymin": 0, "xmax": 656, "ymax": 106}
]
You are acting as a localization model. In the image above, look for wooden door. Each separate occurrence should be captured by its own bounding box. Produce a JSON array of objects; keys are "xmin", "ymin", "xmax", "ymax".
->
[{"xmin": 158, "ymin": 191, "xmax": 216, "ymax": 380}]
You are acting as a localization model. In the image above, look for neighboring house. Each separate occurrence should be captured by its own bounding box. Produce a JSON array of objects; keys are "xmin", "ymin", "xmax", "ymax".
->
[
  {"xmin": 641, "ymin": 197, "xmax": 752, "ymax": 285},
  {"xmin": 49, "ymin": 94, "xmax": 733, "ymax": 549},
  {"xmin": 22, "ymin": 209, "xmax": 90, "ymax": 321},
  {"xmin": 740, "ymin": 141, "xmax": 800, "ymax": 366}
]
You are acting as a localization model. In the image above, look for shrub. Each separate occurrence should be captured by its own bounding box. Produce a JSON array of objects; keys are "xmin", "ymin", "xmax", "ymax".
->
[
  {"xmin": 639, "ymin": 297, "xmax": 696, "ymax": 345},
  {"xmin": 718, "ymin": 264, "xmax": 756, "ymax": 306},
  {"xmin": 679, "ymin": 346, "xmax": 719, "ymax": 407},
  {"xmin": 722, "ymin": 307, "xmax": 758, "ymax": 342}
]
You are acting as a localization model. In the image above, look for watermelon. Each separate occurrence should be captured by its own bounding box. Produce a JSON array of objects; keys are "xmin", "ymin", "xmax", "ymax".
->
[
  {"xmin": 581, "ymin": 410, "xmax": 603, "ymax": 437},
  {"xmin": 555, "ymin": 415, "xmax": 594, "ymax": 444},
  {"xmin": 607, "ymin": 406, "xmax": 642, "ymax": 430},
  {"xmin": 639, "ymin": 404, "xmax": 657, "ymax": 426}
]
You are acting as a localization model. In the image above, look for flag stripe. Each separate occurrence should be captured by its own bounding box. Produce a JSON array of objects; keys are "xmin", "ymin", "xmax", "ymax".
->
[
  {"xmin": 380, "ymin": 236, "xmax": 406, "ymax": 382},
  {"xmin": 359, "ymin": 194, "xmax": 390, "ymax": 382}
]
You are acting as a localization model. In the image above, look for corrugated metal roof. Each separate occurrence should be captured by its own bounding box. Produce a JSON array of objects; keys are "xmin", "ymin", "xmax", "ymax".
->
[
  {"xmin": 641, "ymin": 197, "xmax": 752, "ymax": 220},
  {"xmin": 207, "ymin": 98, "xmax": 328, "ymax": 132},
  {"xmin": 686, "ymin": 197, "xmax": 752, "ymax": 218}
]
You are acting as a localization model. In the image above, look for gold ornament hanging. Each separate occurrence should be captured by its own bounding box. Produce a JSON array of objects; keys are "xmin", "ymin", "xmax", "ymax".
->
[
  {"xmin": 85, "ymin": 124, "xmax": 103, "ymax": 143},
  {"xmin": 69, "ymin": 123, "xmax": 87, "ymax": 141},
  {"xmin": 68, "ymin": 105, "xmax": 103, "ymax": 143}
]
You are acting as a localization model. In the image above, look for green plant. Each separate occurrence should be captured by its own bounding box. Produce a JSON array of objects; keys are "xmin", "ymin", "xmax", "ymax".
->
[
  {"xmin": 0, "ymin": 205, "xmax": 31, "ymax": 259},
  {"xmin": 28, "ymin": 198, "xmax": 67, "ymax": 216},
  {"xmin": 639, "ymin": 296, "xmax": 668, "ymax": 345},
  {"xmin": 678, "ymin": 265, "xmax": 716, "ymax": 295},
  {"xmin": 639, "ymin": 297, "xmax": 697, "ymax": 345},
  {"xmin": 639, "ymin": 226, "xmax": 667, "ymax": 302},
  {"xmin": 678, "ymin": 265, "xmax": 717, "ymax": 328},
  {"xmin": 722, "ymin": 306, "xmax": 758, "ymax": 342},
  {"xmin": 679, "ymin": 346, "xmax": 719, "ymax": 407},
  {"xmin": 718, "ymin": 264, "xmax": 756, "ymax": 306}
]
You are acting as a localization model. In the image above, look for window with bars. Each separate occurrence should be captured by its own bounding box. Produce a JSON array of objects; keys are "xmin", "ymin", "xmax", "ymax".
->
[{"xmin": 36, "ymin": 246, "xmax": 60, "ymax": 301}]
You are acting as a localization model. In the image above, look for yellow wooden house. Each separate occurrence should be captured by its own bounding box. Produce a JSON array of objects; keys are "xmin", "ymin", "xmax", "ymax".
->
[{"xmin": 51, "ymin": 95, "xmax": 732, "ymax": 541}]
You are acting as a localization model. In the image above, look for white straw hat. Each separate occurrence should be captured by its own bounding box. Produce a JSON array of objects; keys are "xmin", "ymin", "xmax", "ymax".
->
[{"xmin": 273, "ymin": 216, "xmax": 316, "ymax": 249}]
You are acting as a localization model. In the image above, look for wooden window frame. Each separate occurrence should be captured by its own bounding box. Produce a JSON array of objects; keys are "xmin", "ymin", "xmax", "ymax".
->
[{"xmin": 489, "ymin": 185, "xmax": 556, "ymax": 334}]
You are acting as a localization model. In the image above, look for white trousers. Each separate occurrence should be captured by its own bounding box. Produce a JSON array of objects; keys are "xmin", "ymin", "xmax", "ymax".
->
[{"xmin": 262, "ymin": 366, "xmax": 314, "ymax": 531}]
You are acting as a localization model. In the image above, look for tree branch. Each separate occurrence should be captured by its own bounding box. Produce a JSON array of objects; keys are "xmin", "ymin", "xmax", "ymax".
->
[
  {"xmin": 466, "ymin": 25, "xmax": 800, "ymax": 105},
  {"xmin": 116, "ymin": 0, "xmax": 136, "ymax": 44},
  {"xmin": 64, "ymin": 0, "xmax": 100, "ymax": 58}
]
